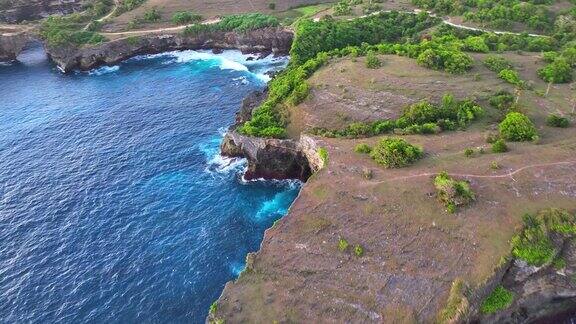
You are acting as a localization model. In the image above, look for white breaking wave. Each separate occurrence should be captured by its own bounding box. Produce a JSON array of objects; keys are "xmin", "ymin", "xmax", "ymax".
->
[
  {"xmin": 87, "ymin": 65, "xmax": 120, "ymax": 75},
  {"xmin": 129, "ymin": 49, "xmax": 288, "ymax": 82}
]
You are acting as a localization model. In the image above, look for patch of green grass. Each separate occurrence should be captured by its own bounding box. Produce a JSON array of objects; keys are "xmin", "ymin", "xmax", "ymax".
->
[
  {"xmin": 511, "ymin": 209, "xmax": 576, "ymax": 266},
  {"xmin": 553, "ymin": 257, "xmax": 567, "ymax": 270},
  {"xmin": 354, "ymin": 244, "xmax": 364, "ymax": 257},
  {"xmin": 209, "ymin": 301, "xmax": 217, "ymax": 314},
  {"xmin": 338, "ymin": 238, "xmax": 349, "ymax": 252},
  {"xmin": 480, "ymin": 286, "xmax": 514, "ymax": 314},
  {"xmin": 318, "ymin": 147, "xmax": 329, "ymax": 168}
]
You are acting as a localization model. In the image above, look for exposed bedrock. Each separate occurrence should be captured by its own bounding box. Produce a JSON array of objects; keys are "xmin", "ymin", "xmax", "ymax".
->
[
  {"xmin": 220, "ymin": 87, "xmax": 322, "ymax": 181},
  {"xmin": 0, "ymin": 32, "xmax": 30, "ymax": 61},
  {"xmin": 221, "ymin": 130, "xmax": 322, "ymax": 181},
  {"xmin": 474, "ymin": 236, "xmax": 576, "ymax": 323},
  {"xmin": 0, "ymin": 0, "xmax": 85, "ymax": 23},
  {"xmin": 45, "ymin": 27, "xmax": 294, "ymax": 72}
]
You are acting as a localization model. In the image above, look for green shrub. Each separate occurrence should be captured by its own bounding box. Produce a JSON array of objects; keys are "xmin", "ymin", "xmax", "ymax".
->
[
  {"xmin": 354, "ymin": 244, "xmax": 364, "ymax": 257},
  {"xmin": 143, "ymin": 7, "xmax": 161, "ymax": 22},
  {"xmin": 209, "ymin": 301, "xmax": 218, "ymax": 314},
  {"xmin": 546, "ymin": 114, "xmax": 570, "ymax": 128},
  {"xmin": 538, "ymin": 57, "xmax": 573, "ymax": 83},
  {"xmin": 480, "ymin": 286, "xmax": 514, "ymax": 314},
  {"xmin": 434, "ymin": 172, "xmax": 475, "ymax": 213},
  {"xmin": 370, "ymin": 137, "xmax": 423, "ymax": 168},
  {"xmin": 172, "ymin": 11, "xmax": 202, "ymax": 25},
  {"xmin": 498, "ymin": 69, "xmax": 524, "ymax": 87},
  {"xmin": 365, "ymin": 51, "xmax": 381, "ymax": 69},
  {"xmin": 417, "ymin": 48, "xmax": 474, "ymax": 74},
  {"xmin": 511, "ymin": 209, "xmax": 576, "ymax": 266},
  {"xmin": 333, "ymin": 0, "xmax": 352, "ymax": 16},
  {"xmin": 483, "ymin": 55, "xmax": 513, "ymax": 73},
  {"xmin": 40, "ymin": 16, "xmax": 107, "ymax": 47},
  {"xmin": 463, "ymin": 36, "xmax": 489, "ymax": 53},
  {"xmin": 499, "ymin": 112, "xmax": 538, "ymax": 141},
  {"xmin": 464, "ymin": 148, "xmax": 474, "ymax": 157},
  {"xmin": 355, "ymin": 143, "xmax": 372, "ymax": 154},
  {"xmin": 268, "ymin": 2, "xmax": 276, "ymax": 10},
  {"xmin": 184, "ymin": 13, "xmax": 279, "ymax": 35},
  {"xmin": 489, "ymin": 91, "xmax": 515, "ymax": 111},
  {"xmin": 338, "ymin": 238, "xmax": 349, "ymax": 251},
  {"xmin": 491, "ymin": 139, "xmax": 508, "ymax": 153},
  {"xmin": 318, "ymin": 147, "xmax": 329, "ymax": 167}
]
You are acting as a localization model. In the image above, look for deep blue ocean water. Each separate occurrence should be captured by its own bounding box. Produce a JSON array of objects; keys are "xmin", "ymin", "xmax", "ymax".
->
[{"xmin": 0, "ymin": 44, "xmax": 300, "ymax": 323}]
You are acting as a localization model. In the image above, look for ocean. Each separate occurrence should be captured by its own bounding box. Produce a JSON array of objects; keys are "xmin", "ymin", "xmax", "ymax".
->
[{"xmin": 0, "ymin": 43, "xmax": 300, "ymax": 323}]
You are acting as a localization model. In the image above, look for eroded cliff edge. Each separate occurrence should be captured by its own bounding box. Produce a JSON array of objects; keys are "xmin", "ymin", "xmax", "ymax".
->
[{"xmin": 45, "ymin": 27, "xmax": 294, "ymax": 72}]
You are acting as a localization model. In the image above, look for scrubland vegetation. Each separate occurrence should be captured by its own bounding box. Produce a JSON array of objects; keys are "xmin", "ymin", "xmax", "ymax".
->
[{"xmin": 434, "ymin": 172, "xmax": 475, "ymax": 213}]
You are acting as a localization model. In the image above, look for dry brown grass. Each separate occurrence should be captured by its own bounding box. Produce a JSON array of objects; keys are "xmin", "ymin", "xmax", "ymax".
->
[{"xmin": 215, "ymin": 53, "xmax": 576, "ymax": 323}]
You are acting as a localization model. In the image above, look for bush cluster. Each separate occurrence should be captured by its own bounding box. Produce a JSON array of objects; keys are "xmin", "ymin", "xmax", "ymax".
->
[
  {"xmin": 498, "ymin": 112, "xmax": 538, "ymax": 141},
  {"xmin": 491, "ymin": 139, "xmax": 508, "ymax": 153},
  {"xmin": 172, "ymin": 11, "xmax": 202, "ymax": 25},
  {"xmin": 416, "ymin": 47, "xmax": 473, "ymax": 74},
  {"xmin": 489, "ymin": 90, "xmax": 515, "ymax": 112},
  {"xmin": 40, "ymin": 16, "xmax": 106, "ymax": 47},
  {"xmin": 511, "ymin": 209, "xmax": 576, "ymax": 266},
  {"xmin": 546, "ymin": 114, "xmax": 570, "ymax": 128},
  {"xmin": 434, "ymin": 172, "xmax": 475, "ymax": 213},
  {"xmin": 184, "ymin": 13, "xmax": 280, "ymax": 35},
  {"xmin": 538, "ymin": 57, "xmax": 573, "ymax": 83},
  {"xmin": 369, "ymin": 137, "xmax": 423, "ymax": 168},
  {"xmin": 365, "ymin": 51, "xmax": 381, "ymax": 69},
  {"xmin": 312, "ymin": 94, "xmax": 483, "ymax": 138}
]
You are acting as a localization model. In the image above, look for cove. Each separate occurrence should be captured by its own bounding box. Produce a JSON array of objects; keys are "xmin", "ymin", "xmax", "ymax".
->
[{"xmin": 0, "ymin": 44, "xmax": 300, "ymax": 323}]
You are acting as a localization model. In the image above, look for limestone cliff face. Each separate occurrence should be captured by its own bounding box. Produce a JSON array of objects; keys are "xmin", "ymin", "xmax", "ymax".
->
[
  {"xmin": 0, "ymin": 32, "xmax": 29, "ymax": 61},
  {"xmin": 0, "ymin": 0, "xmax": 86, "ymax": 23},
  {"xmin": 45, "ymin": 27, "xmax": 294, "ymax": 72},
  {"xmin": 476, "ymin": 236, "xmax": 576, "ymax": 323},
  {"xmin": 221, "ymin": 130, "xmax": 320, "ymax": 181}
]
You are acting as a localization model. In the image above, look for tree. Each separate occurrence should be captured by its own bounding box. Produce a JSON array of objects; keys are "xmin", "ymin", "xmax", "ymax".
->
[
  {"xmin": 538, "ymin": 57, "xmax": 573, "ymax": 83},
  {"xmin": 499, "ymin": 112, "xmax": 538, "ymax": 141}
]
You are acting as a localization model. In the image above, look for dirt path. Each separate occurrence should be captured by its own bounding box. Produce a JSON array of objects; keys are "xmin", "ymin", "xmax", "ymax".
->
[
  {"xmin": 365, "ymin": 160, "xmax": 576, "ymax": 185},
  {"xmin": 313, "ymin": 9, "xmax": 548, "ymax": 38},
  {"xmin": 99, "ymin": 18, "xmax": 221, "ymax": 36}
]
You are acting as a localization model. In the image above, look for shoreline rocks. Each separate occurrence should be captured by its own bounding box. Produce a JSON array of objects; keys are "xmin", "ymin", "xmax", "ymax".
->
[
  {"xmin": 0, "ymin": 32, "xmax": 30, "ymax": 61},
  {"xmin": 45, "ymin": 27, "xmax": 294, "ymax": 72}
]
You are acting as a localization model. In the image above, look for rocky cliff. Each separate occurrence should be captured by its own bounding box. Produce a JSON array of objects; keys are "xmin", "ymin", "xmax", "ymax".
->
[
  {"xmin": 219, "ymin": 86, "xmax": 322, "ymax": 181},
  {"xmin": 0, "ymin": 0, "xmax": 86, "ymax": 23},
  {"xmin": 0, "ymin": 32, "xmax": 29, "ymax": 61},
  {"xmin": 476, "ymin": 235, "xmax": 576, "ymax": 323},
  {"xmin": 45, "ymin": 27, "xmax": 294, "ymax": 72}
]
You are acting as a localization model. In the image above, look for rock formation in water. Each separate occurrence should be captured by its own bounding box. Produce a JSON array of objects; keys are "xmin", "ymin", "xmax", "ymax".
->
[
  {"xmin": 0, "ymin": 0, "xmax": 86, "ymax": 23},
  {"xmin": 0, "ymin": 32, "xmax": 29, "ymax": 61}
]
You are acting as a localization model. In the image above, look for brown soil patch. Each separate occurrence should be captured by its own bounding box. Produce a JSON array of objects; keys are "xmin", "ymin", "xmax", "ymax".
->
[{"xmin": 215, "ymin": 52, "xmax": 576, "ymax": 322}]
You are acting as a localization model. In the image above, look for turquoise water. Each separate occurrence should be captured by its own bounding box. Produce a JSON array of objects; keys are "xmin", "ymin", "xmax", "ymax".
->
[{"xmin": 0, "ymin": 44, "xmax": 300, "ymax": 323}]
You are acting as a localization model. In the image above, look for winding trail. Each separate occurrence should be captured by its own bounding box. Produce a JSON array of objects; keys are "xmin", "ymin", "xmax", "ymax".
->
[
  {"xmin": 99, "ymin": 18, "xmax": 221, "ymax": 37},
  {"xmin": 314, "ymin": 9, "xmax": 549, "ymax": 38},
  {"xmin": 365, "ymin": 160, "xmax": 576, "ymax": 185}
]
